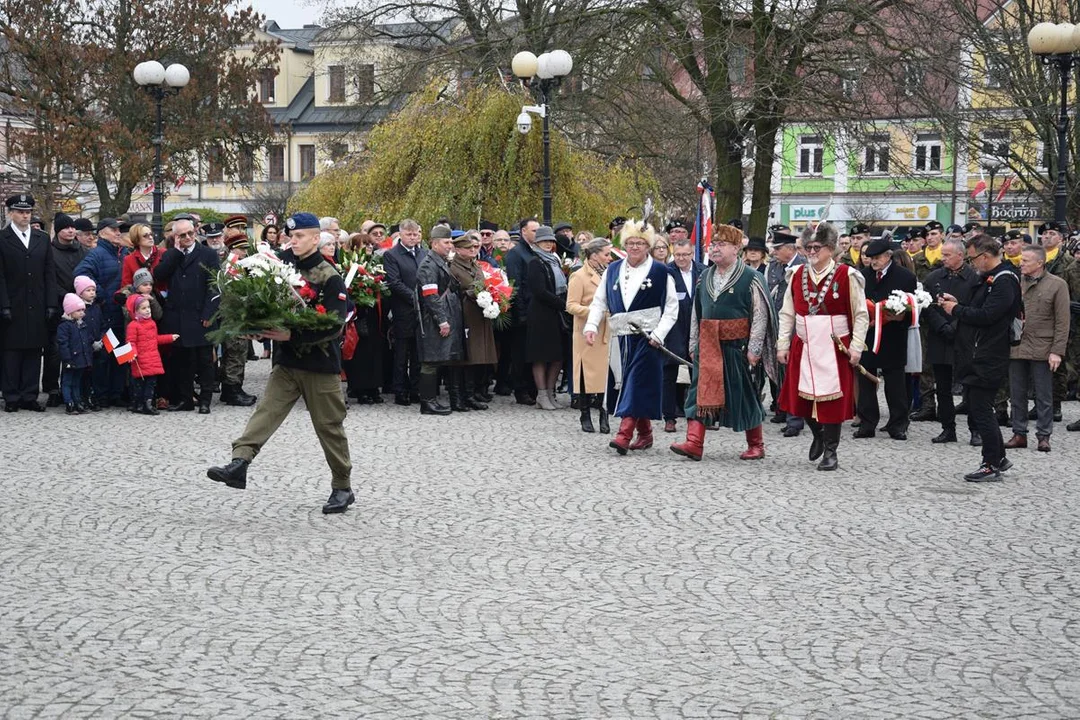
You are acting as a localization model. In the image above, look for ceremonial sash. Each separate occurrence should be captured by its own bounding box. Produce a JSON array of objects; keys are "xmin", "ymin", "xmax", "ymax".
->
[
  {"xmin": 696, "ymin": 317, "xmax": 750, "ymax": 416},
  {"xmin": 795, "ymin": 314, "xmax": 849, "ymax": 402}
]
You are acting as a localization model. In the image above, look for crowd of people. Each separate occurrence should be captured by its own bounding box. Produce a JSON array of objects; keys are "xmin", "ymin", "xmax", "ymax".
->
[{"xmin": 3, "ymin": 190, "xmax": 1079, "ymax": 487}]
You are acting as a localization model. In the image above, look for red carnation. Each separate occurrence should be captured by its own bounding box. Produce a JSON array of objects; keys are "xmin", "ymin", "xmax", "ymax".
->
[
  {"xmin": 315, "ymin": 304, "xmax": 327, "ymax": 314},
  {"xmin": 299, "ymin": 285, "xmax": 317, "ymax": 301}
]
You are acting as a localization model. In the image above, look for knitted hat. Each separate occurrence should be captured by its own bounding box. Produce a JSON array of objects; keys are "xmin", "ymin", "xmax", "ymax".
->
[
  {"xmin": 74, "ymin": 276, "xmax": 97, "ymax": 296},
  {"xmin": 127, "ymin": 293, "xmax": 149, "ymax": 318},
  {"xmin": 63, "ymin": 293, "xmax": 86, "ymax": 316},
  {"xmin": 132, "ymin": 268, "xmax": 154, "ymax": 289}
]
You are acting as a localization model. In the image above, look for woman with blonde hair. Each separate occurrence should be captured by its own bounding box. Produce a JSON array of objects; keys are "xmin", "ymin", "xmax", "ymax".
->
[{"xmin": 566, "ymin": 237, "xmax": 613, "ymax": 433}]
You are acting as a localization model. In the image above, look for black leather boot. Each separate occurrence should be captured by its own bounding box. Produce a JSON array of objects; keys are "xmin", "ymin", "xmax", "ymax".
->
[
  {"xmin": 597, "ymin": 396, "xmax": 610, "ymax": 434},
  {"xmin": 448, "ymin": 370, "xmax": 470, "ymax": 412},
  {"xmin": 462, "ymin": 371, "xmax": 487, "ymax": 410},
  {"xmin": 817, "ymin": 423, "xmax": 840, "ymax": 471},
  {"xmin": 322, "ymin": 488, "xmax": 355, "ymax": 514},
  {"xmin": 198, "ymin": 394, "xmax": 212, "ymax": 414},
  {"xmin": 207, "ymin": 458, "xmax": 249, "ymax": 489},
  {"xmin": 580, "ymin": 405, "xmax": 595, "ymax": 433},
  {"xmin": 807, "ymin": 419, "xmax": 824, "ymax": 461},
  {"xmin": 419, "ymin": 373, "xmax": 450, "ymax": 415}
]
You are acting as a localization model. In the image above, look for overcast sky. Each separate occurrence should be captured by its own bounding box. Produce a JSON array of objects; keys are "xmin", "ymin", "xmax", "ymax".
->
[{"xmin": 246, "ymin": 0, "xmax": 336, "ymax": 29}]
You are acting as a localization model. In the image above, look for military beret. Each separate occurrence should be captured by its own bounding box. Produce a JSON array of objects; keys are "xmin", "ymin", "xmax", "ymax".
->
[
  {"xmin": 1038, "ymin": 221, "xmax": 1065, "ymax": 234},
  {"xmin": 908, "ymin": 226, "xmax": 927, "ymax": 239},
  {"xmin": 286, "ymin": 213, "xmax": 319, "ymax": 231},
  {"xmin": 962, "ymin": 222, "xmax": 982, "ymax": 233},
  {"xmin": 924, "ymin": 220, "xmax": 944, "ymax": 232},
  {"xmin": 850, "ymin": 223, "xmax": 871, "ymax": 236},
  {"xmin": 665, "ymin": 218, "xmax": 688, "ymax": 232},
  {"xmin": 946, "ymin": 224, "xmax": 965, "ymax": 235},
  {"xmin": 5, "ymin": 193, "xmax": 34, "ymax": 210},
  {"xmin": 201, "ymin": 222, "xmax": 224, "ymax": 238},
  {"xmin": 429, "ymin": 225, "xmax": 453, "ymax": 240},
  {"xmin": 863, "ymin": 237, "xmax": 893, "ymax": 257}
]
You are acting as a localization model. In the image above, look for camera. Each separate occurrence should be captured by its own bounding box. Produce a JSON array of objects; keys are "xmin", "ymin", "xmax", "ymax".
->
[{"xmin": 516, "ymin": 112, "xmax": 532, "ymax": 134}]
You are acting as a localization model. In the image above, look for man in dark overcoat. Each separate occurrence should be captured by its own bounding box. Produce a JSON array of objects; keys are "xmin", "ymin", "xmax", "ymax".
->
[
  {"xmin": 857, "ymin": 237, "xmax": 918, "ymax": 440},
  {"xmin": 42, "ymin": 213, "xmax": 88, "ymax": 407},
  {"xmin": 155, "ymin": 217, "xmax": 219, "ymax": 413},
  {"xmin": 662, "ymin": 238, "xmax": 702, "ymax": 433},
  {"xmin": 414, "ymin": 225, "xmax": 463, "ymax": 415},
  {"xmin": 382, "ymin": 218, "xmax": 428, "ymax": 406},
  {"xmin": 0, "ymin": 194, "xmax": 58, "ymax": 411}
]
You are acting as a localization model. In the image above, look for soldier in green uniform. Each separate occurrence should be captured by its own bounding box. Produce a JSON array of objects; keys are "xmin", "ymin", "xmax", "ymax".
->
[
  {"xmin": 840, "ymin": 223, "xmax": 869, "ymax": 268},
  {"xmin": 218, "ymin": 218, "xmax": 258, "ymax": 407},
  {"xmin": 1038, "ymin": 222, "xmax": 1074, "ymax": 421},
  {"xmin": 206, "ymin": 212, "xmax": 354, "ymax": 515}
]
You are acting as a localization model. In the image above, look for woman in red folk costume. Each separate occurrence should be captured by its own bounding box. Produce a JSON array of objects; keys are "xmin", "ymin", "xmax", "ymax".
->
[{"xmin": 776, "ymin": 223, "xmax": 869, "ymax": 471}]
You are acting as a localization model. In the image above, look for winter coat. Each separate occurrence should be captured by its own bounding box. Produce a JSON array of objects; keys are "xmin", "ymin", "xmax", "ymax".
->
[
  {"xmin": 117, "ymin": 288, "xmax": 163, "ymax": 323},
  {"xmin": 503, "ymin": 242, "xmax": 538, "ymax": 324},
  {"xmin": 861, "ymin": 262, "xmax": 918, "ymax": 370},
  {"xmin": 566, "ymin": 262, "xmax": 609, "ymax": 393},
  {"xmin": 50, "ymin": 237, "xmax": 89, "ymax": 303},
  {"xmin": 154, "ymin": 243, "xmax": 219, "ymax": 347},
  {"xmin": 414, "ymin": 250, "xmax": 464, "ymax": 363},
  {"xmin": 922, "ymin": 263, "xmax": 980, "ymax": 366},
  {"xmin": 666, "ymin": 261, "xmax": 704, "ymax": 363},
  {"xmin": 74, "ymin": 239, "xmax": 129, "ymax": 336},
  {"xmin": 1011, "ymin": 272, "xmax": 1071, "ymax": 362},
  {"xmin": 0, "ymin": 225, "xmax": 58, "ymax": 349},
  {"xmin": 126, "ymin": 316, "xmax": 175, "ymax": 378},
  {"xmin": 525, "ymin": 256, "xmax": 569, "ymax": 363},
  {"xmin": 382, "ymin": 242, "xmax": 428, "ymax": 333},
  {"xmin": 83, "ymin": 303, "xmax": 104, "ymax": 345},
  {"xmin": 121, "ymin": 247, "xmax": 164, "ymax": 292},
  {"xmin": 56, "ymin": 317, "xmax": 93, "ymax": 370},
  {"xmin": 953, "ymin": 263, "xmax": 1021, "ymax": 390},
  {"xmin": 448, "ymin": 254, "xmax": 497, "ymax": 365}
]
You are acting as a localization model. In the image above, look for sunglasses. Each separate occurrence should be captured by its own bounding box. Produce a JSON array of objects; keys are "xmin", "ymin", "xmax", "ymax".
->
[
  {"xmin": 175, "ymin": 231, "xmax": 196, "ymax": 239},
  {"xmin": 804, "ymin": 244, "xmax": 825, "ymax": 253}
]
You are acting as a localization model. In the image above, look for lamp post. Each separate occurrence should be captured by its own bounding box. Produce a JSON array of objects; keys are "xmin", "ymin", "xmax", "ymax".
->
[
  {"xmin": 133, "ymin": 60, "xmax": 190, "ymax": 244},
  {"xmin": 1027, "ymin": 22, "xmax": 1080, "ymax": 225},
  {"xmin": 983, "ymin": 156, "xmax": 1004, "ymax": 234},
  {"xmin": 511, "ymin": 49, "xmax": 573, "ymax": 226}
]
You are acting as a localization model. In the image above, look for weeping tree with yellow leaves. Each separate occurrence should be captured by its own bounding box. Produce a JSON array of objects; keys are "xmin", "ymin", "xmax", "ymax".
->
[{"xmin": 290, "ymin": 82, "xmax": 658, "ymax": 236}]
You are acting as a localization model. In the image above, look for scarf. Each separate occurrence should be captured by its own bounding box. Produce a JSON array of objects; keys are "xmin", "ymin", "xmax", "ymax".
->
[
  {"xmin": 535, "ymin": 245, "xmax": 567, "ymax": 293},
  {"xmin": 1046, "ymin": 246, "xmax": 1060, "ymax": 265},
  {"xmin": 924, "ymin": 245, "xmax": 942, "ymax": 265}
]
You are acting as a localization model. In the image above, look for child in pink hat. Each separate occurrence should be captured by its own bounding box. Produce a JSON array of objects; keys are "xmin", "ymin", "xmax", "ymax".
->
[{"xmin": 57, "ymin": 293, "xmax": 93, "ymax": 414}]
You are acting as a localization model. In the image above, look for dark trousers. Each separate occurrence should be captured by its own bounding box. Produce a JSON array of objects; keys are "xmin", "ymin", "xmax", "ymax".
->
[
  {"xmin": 967, "ymin": 384, "xmax": 1005, "ymax": 467},
  {"xmin": 857, "ymin": 364, "xmax": 908, "ymax": 434},
  {"xmin": 92, "ymin": 351, "xmax": 127, "ymax": 403},
  {"xmin": 662, "ymin": 364, "xmax": 686, "ymax": 421},
  {"xmin": 494, "ymin": 328, "xmax": 513, "ymax": 391},
  {"xmin": 131, "ymin": 376, "xmax": 158, "ymax": 404},
  {"xmin": 169, "ymin": 345, "xmax": 215, "ymax": 403},
  {"xmin": 42, "ymin": 325, "xmax": 60, "ymax": 396},
  {"xmin": 61, "ymin": 367, "xmax": 86, "ymax": 405},
  {"xmin": 933, "ymin": 364, "xmax": 974, "ymax": 434},
  {"xmin": 391, "ymin": 321, "xmax": 420, "ymax": 396},
  {"xmin": 3, "ymin": 348, "xmax": 43, "ymax": 403}
]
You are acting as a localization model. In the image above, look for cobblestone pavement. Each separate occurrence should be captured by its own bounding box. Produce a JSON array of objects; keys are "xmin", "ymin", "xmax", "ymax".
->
[{"xmin": 2, "ymin": 361, "xmax": 1080, "ymax": 718}]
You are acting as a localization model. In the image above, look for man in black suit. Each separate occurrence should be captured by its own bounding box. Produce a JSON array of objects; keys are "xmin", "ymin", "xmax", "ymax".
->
[
  {"xmin": 857, "ymin": 237, "xmax": 918, "ymax": 440},
  {"xmin": 765, "ymin": 227, "xmax": 806, "ymax": 436},
  {"xmin": 662, "ymin": 238, "xmax": 702, "ymax": 432},
  {"xmin": 0, "ymin": 194, "xmax": 58, "ymax": 411},
  {"xmin": 502, "ymin": 218, "xmax": 540, "ymax": 405},
  {"xmin": 382, "ymin": 218, "xmax": 428, "ymax": 405},
  {"xmin": 155, "ymin": 218, "xmax": 220, "ymax": 414},
  {"xmin": 43, "ymin": 213, "xmax": 88, "ymax": 407}
]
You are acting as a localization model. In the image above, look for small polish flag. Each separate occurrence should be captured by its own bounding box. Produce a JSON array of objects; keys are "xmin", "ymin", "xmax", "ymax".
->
[
  {"xmin": 103, "ymin": 328, "xmax": 119, "ymax": 353},
  {"xmin": 421, "ymin": 283, "xmax": 439, "ymax": 297},
  {"xmin": 338, "ymin": 292, "xmax": 347, "ymax": 301},
  {"xmin": 113, "ymin": 343, "xmax": 136, "ymax": 364}
]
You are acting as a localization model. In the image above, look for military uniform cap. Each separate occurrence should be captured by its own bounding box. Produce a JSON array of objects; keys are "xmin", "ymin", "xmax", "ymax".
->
[
  {"xmin": 224, "ymin": 214, "xmax": 248, "ymax": 230},
  {"xmin": 850, "ymin": 223, "xmax": 871, "ymax": 236},
  {"xmin": 429, "ymin": 225, "xmax": 453, "ymax": 240},
  {"xmin": 5, "ymin": 193, "xmax": 34, "ymax": 210},
  {"xmin": 665, "ymin": 218, "xmax": 688, "ymax": 232},
  {"xmin": 772, "ymin": 231, "xmax": 798, "ymax": 245},
  {"xmin": 201, "ymin": 222, "xmax": 225, "ymax": 238},
  {"xmin": 925, "ymin": 220, "xmax": 944, "ymax": 232}
]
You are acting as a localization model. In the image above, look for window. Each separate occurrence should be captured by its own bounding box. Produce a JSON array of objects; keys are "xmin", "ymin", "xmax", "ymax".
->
[
  {"xmin": 980, "ymin": 130, "xmax": 1010, "ymax": 167},
  {"xmin": 862, "ymin": 134, "xmax": 890, "ymax": 174},
  {"xmin": 238, "ymin": 149, "xmax": 254, "ymax": 183},
  {"xmin": 329, "ymin": 143, "xmax": 348, "ymax": 162},
  {"xmin": 903, "ymin": 61, "xmax": 924, "ymax": 97},
  {"xmin": 328, "ymin": 65, "xmax": 346, "ymax": 103},
  {"xmin": 207, "ymin": 147, "xmax": 223, "ymax": 183},
  {"xmin": 728, "ymin": 46, "xmax": 747, "ymax": 85},
  {"xmin": 299, "ymin": 144, "xmax": 316, "ymax": 180},
  {"xmin": 258, "ymin": 68, "xmax": 276, "ymax": 103},
  {"xmin": 797, "ymin": 135, "xmax": 824, "ymax": 175},
  {"xmin": 267, "ymin": 144, "xmax": 284, "ymax": 182},
  {"xmin": 842, "ymin": 67, "xmax": 860, "ymax": 99},
  {"xmin": 985, "ymin": 52, "xmax": 1007, "ymax": 89},
  {"xmin": 913, "ymin": 132, "xmax": 942, "ymax": 173},
  {"xmin": 60, "ymin": 163, "xmax": 75, "ymax": 181},
  {"xmin": 356, "ymin": 64, "xmax": 375, "ymax": 102}
]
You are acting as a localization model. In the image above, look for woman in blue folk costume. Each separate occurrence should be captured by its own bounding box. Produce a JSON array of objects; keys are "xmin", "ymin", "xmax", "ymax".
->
[
  {"xmin": 583, "ymin": 219, "xmax": 680, "ymax": 454},
  {"xmin": 671, "ymin": 223, "xmax": 779, "ymax": 461}
]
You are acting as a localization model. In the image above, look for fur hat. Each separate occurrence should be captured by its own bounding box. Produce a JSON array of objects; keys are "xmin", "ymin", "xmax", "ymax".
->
[
  {"xmin": 618, "ymin": 218, "xmax": 658, "ymax": 249},
  {"xmin": 712, "ymin": 223, "xmax": 743, "ymax": 247},
  {"xmin": 127, "ymin": 293, "xmax": 150, "ymax": 318},
  {"xmin": 74, "ymin": 275, "xmax": 97, "ymax": 296},
  {"xmin": 62, "ymin": 293, "xmax": 86, "ymax": 316},
  {"xmin": 813, "ymin": 222, "xmax": 840, "ymax": 250},
  {"xmin": 132, "ymin": 268, "xmax": 154, "ymax": 289}
]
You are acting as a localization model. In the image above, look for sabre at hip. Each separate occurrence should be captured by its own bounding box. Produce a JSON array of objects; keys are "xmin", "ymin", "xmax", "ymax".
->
[
  {"xmin": 628, "ymin": 321, "xmax": 692, "ymax": 367},
  {"xmin": 830, "ymin": 333, "xmax": 879, "ymax": 385}
]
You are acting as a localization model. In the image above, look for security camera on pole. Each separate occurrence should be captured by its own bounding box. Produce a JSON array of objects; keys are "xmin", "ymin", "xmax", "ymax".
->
[{"xmin": 511, "ymin": 49, "xmax": 573, "ymax": 227}]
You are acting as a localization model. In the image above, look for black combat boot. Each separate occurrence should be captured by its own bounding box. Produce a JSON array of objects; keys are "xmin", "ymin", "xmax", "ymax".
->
[
  {"xmin": 807, "ymin": 419, "xmax": 824, "ymax": 461},
  {"xmin": 207, "ymin": 458, "xmax": 249, "ymax": 489},
  {"xmin": 448, "ymin": 369, "xmax": 470, "ymax": 412},
  {"xmin": 322, "ymin": 488, "xmax": 355, "ymax": 514},
  {"xmin": 817, "ymin": 423, "xmax": 840, "ymax": 471},
  {"xmin": 419, "ymin": 373, "xmax": 451, "ymax": 416}
]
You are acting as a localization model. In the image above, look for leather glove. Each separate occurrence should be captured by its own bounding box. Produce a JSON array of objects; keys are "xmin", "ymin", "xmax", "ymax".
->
[
  {"xmin": 45, "ymin": 308, "xmax": 59, "ymax": 323},
  {"xmin": 0, "ymin": 308, "xmax": 10, "ymax": 323}
]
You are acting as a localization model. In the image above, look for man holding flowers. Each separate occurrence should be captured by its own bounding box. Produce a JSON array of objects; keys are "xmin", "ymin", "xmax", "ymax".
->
[{"xmin": 207, "ymin": 212, "xmax": 355, "ymax": 515}]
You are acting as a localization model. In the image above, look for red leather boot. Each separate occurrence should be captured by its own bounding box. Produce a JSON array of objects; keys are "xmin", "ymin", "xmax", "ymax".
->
[
  {"xmin": 629, "ymin": 418, "xmax": 654, "ymax": 450},
  {"xmin": 739, "ymin": 425, "xmax": 765, "ymax": 460},
  {"xmin": 670, "ymin": 420, "xmax": 706, "ymax": 461},
  {"xmin": 609, "ymin": 416, "xmax": 637, "ymax": 455}
]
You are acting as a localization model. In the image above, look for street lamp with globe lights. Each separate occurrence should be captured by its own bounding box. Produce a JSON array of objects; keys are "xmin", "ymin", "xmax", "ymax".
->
[
  {"xmin": 133, "ymin": 60, "xmax": 189, "ymax": 244},
  {"xmin": 512, "ymin": 49, "xmax": 573, "ymax": 226},
  {"xmin": 1027, "ymin": 22, "xmax": 1080, "ymax": 225}
]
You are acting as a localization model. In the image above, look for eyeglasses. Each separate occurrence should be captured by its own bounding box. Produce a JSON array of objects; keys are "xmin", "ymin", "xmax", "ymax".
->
[
  {"xmin": 175, "ymin": 231, "xmax": 196, "ymax": 239},
  {"xmin": 479, "ymin": 230, "xmax": 494, "ymax": 237},
  {"xmin": 967, "ymin": 251, "xmax": 987, "ymax": 261},
  {"xmin": 804, "ymin": 244, "xmax": 825, "ymax": 253},
  {"xmin": 140, "ymin": 232, "xmax": 153, "ymax": 238},
  {"xmin": 625, "ymin": 240, "xmax": 649, "ymax": 248}
]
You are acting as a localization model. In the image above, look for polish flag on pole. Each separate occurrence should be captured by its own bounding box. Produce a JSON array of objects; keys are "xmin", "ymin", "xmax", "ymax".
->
[
  {"xmin": 102, "ymin": 328, "xmax": 119, "ymax": 353},
  {"xmin": 113, "ymin": 343, "xmax": 136, "ymax": 365},
  {"xmin": 995, "ymin": 176, "xmax": 1013, "ymax": 203},
  {"xmin": 971, "ymin": 180, "xmax": 988, "ymax": 199}
]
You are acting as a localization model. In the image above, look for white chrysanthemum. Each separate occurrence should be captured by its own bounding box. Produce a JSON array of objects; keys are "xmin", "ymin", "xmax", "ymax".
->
[
  {"xmin": 884, "ymin": 289, "xmax": 910, "ymax": 314},
  {"xmin": 476, "ymin": 291, "xmax": 493, "ymax": 307},
  {"xmin": 483, "ymin": 305, "xmax": 500, "ymax": 320}
]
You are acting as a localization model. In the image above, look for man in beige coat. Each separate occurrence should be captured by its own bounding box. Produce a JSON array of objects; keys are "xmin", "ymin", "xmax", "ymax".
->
[
  {"xmin": 566, "ymin": 238, "xmax": 613, "ymax": 433},
  {"xmin": 1005, "ymin": 245, "xmax": 1071, "ymax": 452}
]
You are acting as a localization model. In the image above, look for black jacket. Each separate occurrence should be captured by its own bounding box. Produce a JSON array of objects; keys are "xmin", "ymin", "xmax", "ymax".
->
[
  {"xmin": 524, "ymin": 257, "xmax": 568, "ymax": 363},
  {"xmin": 665, "ymin": 261, "xmax": 703, "ymax": 362},
  {"xmin": 921, "ymin": 264, "xmax": 980, "ymax": 366},
  {"xmin": 382, "ymin": 242, "xmax": 428, "ymax": 328},
  {"xmin": 953, "ymin": 263, "xmax": 1021, "ymax": 389},
  {"xmin": 50, "ymin": 237, "xmax": 89, "ymax": 303},
  {"xmin": 0, "ymin": 225, "xmax": 58, "ymax": 349},
  {"xmin": 503, "ymin": 241, "xmax": 538, "ymax": 324},
  {"xmin": 155, "ymin": 243, "xmax": 220, "ymax": 347},
  {"xmin": 862, "ymin": 261, "xmax": 918, "ymax": 369}
]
